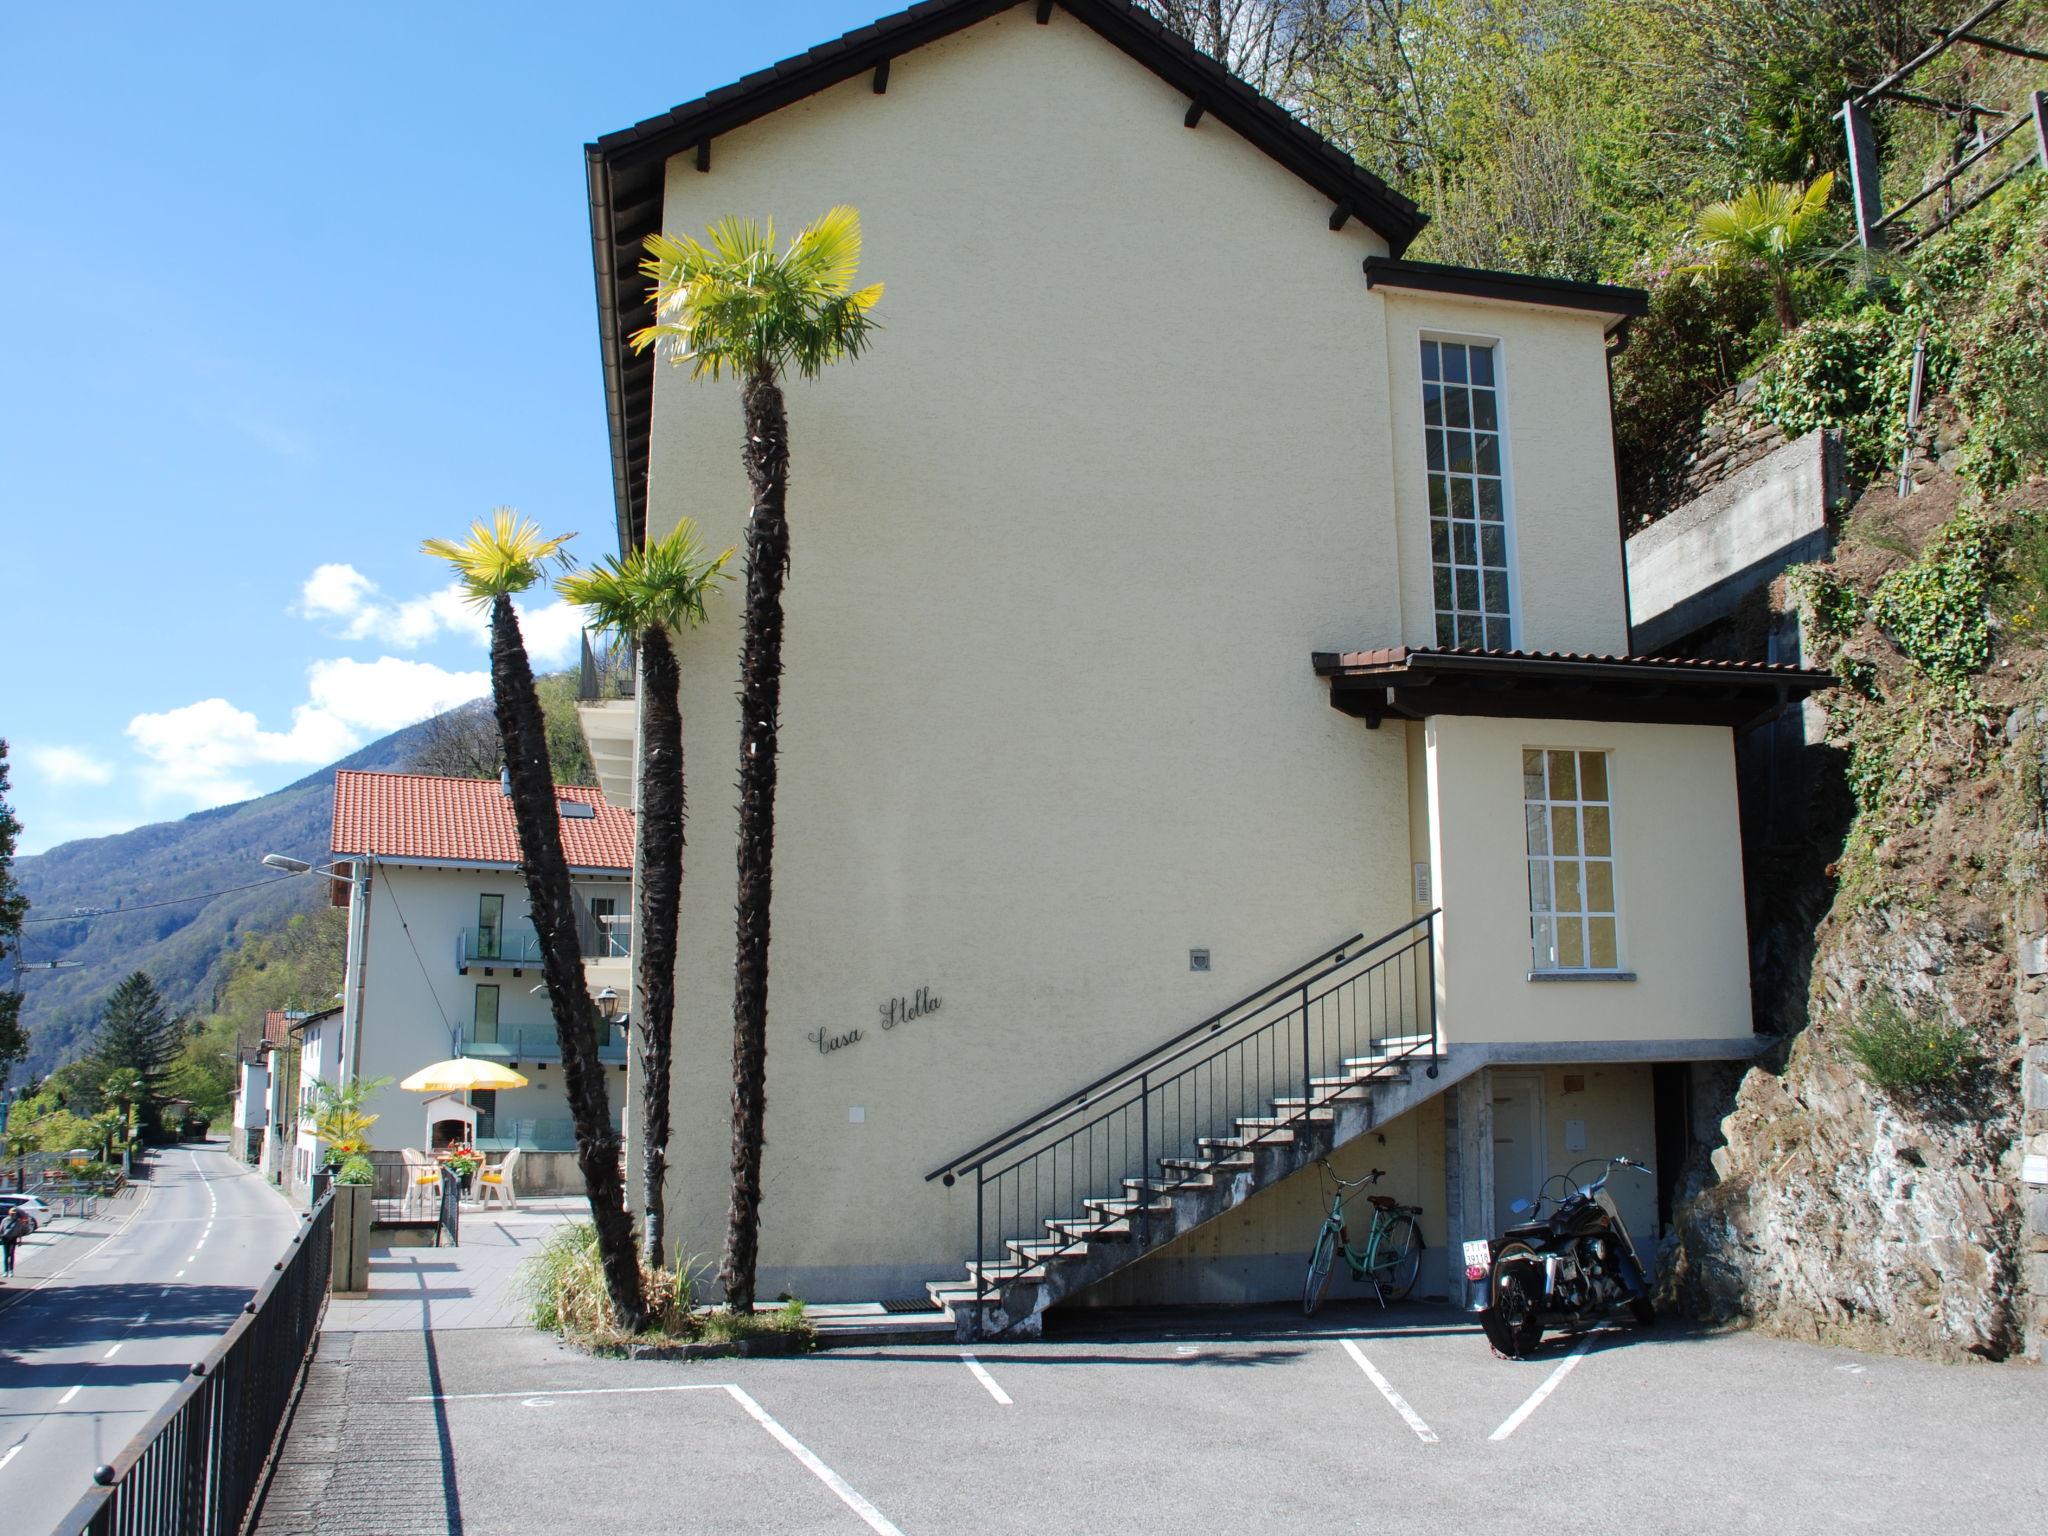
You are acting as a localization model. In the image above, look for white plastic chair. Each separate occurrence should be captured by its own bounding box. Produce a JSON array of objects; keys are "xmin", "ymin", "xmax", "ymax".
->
[
  {"xmin": 400, "ymin": 1148, "xmax": 440, "ymax": 1214},
  {"xmin": 476, "ymin": 1147, "xmax": 521, "ymax": 1211}
]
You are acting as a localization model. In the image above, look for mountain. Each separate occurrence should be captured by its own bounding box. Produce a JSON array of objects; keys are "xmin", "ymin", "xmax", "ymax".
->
[{"xmin": 11, "ymin": 720, "xmax": 439, "ymax": 1080}]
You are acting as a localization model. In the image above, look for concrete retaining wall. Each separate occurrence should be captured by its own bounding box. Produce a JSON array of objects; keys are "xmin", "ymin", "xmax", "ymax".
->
[{"xmin": 1627, "ymin": 429, "xmax": 1842, "ymax": 652}]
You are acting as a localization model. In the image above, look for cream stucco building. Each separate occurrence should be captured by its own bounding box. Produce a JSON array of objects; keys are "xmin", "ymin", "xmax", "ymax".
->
[
  {"xmin": 303, "ymin": 771, "xmax": 635, "ymax": 1194},
  {"xmin": 577, "ymin": 0, "xmax": 1830, "ymax": 1330}
]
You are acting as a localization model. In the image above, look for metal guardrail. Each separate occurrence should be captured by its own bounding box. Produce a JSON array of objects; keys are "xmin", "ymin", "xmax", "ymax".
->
[
  {"xmin": 926, "ymin": 914, "xmax": 1440, "ymax": 1314},
  {"xmin": 578, "ymin": 628, "xmax": 636, "ymax": 701},
  {"xmin": 55, "ymin": 1192, "xmax": 334, "ymax": 1536}
]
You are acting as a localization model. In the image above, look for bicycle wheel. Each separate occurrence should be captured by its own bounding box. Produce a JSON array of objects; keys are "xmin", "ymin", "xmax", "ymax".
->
[
  {"xmin": 1377, "ymin": 1216, "xmax": 1423, "ymax": 1302},
  {"xmin": 1303, "ymin": 1225, "xmax": 1338, "ymax": 1315}
]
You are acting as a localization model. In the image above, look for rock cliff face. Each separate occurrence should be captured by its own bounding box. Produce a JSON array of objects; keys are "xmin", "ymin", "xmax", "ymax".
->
[
  {"xmin": 1673, "ymin": 912, "xmax": 2024, "ymax": 1361},
  {"xmin": 1667, "ymin": 474, "xmax": 2047, "ymax": 1362}
]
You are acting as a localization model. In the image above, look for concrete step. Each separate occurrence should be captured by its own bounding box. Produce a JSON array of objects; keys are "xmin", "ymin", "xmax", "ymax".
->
[
  {"xmin": 1160, "ymin": 1153, "xmax": 1252, "ymax": 1175},
  {"xmin": 1235, "ymin": 1110, "xmax": 1333, "ymax": 1131}
]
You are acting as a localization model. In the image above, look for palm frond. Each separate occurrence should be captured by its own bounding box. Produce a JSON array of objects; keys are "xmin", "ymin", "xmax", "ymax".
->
[
  {"xmin": 422, "ymin": 507, "xmax": 575, "ymax": 605},
  {"xmin": 631, "ymin": 205, "xmax": 882, "ymax": 383},
  {"xmin": 555, "ymin": 518, "xmax": 734, "ymax": 639}
]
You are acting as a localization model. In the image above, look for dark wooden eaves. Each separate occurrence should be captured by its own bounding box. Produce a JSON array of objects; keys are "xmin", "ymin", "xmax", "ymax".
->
[{"xmin": 1362, "ymin": 256, "xmax": 1649, "ymax": 334}]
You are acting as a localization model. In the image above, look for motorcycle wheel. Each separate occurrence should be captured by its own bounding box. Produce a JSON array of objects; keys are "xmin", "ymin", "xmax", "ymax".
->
[
  {"xmin": 1380, "ymin": 1216, "xmax": 1423, "ymax": 1302},
  {"xmin": 1304, "ymin": 1226, "xmax": 1337, "ymax": 1316},
  {"xmin": 1630, "ymin": 1296, "xmax": 1656, "ymax": 1327},
  {"xmin": 1483, "ymin": 1244, "xmax": 1544, "ymax": 1358}
]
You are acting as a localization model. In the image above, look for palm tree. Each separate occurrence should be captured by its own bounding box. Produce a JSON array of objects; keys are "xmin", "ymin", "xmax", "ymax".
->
[
  {"xmin": 1693, "ymin": 172, "xmax": 1836, "ymax": 333},
  {"xmin": 557, "ymin": 521, "xmax": 733, "ymax": 1270},
  {"xmin": 423, "ymin": 509, "xmax": 647, "ymax": 1330},
  {"xmin": 632, "ymin": 207, "xmax": 882, "ymax": 1312}
]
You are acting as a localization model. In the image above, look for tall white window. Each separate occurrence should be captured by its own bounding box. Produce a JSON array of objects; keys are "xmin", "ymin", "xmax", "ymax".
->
[
  {"xmin": 1422, "ymin": 339, "xmax": 1511, "ymax": 649},
  {"xmin": 1524, "ymin": 748, "xmax": 1619, "ymax": 972}
]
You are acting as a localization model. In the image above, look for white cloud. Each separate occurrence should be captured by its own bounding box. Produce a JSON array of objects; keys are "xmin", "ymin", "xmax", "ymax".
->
[
  {"xmin": 516, "ymin": 597, "xmax": 586, "ymax": 669},
  {"xmin": 295, "ymin": 563, "xmax": 482, "ymax": 650},
  {"xmin": 24, "ymin": 744, "xmax": 117, "ymax": 787},
  {"xmin": 126, "ymin": 657, "xmax": 488, "ymax": 807}
]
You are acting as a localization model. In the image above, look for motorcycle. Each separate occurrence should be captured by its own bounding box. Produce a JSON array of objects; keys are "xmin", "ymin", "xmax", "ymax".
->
[{"xmin": 1464, "ymin": 1155, "xmax": 1657, "ymax": 1358}]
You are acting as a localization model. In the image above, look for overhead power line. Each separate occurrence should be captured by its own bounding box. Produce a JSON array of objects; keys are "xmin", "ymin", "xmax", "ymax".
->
[{"xmin": 22, "ymin": 875, "xmax": 302, "ymax": 924}]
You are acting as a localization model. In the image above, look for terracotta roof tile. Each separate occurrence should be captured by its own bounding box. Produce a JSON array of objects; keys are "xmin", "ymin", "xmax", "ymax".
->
[{"xmin": 330, "ymin": 770, "xmax": 632, "ymax": 872}]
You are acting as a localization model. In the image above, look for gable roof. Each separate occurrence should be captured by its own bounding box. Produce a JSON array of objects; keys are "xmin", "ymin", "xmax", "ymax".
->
[
  {"xmin": 585, "ymin": 0, "xmax": 1427, "ymax": 555},
  {"xmin": 330, "ymin": 770, "xmax": 634, "ymax": 874}
]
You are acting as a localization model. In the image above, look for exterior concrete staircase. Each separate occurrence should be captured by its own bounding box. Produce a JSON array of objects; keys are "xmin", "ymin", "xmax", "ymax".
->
[{"xmin": 924, "ymin": 917, "xmax": 1445, "ymax": 1339}]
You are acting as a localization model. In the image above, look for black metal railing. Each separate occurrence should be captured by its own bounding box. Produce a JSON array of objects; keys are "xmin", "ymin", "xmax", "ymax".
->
[
  {"xmin": 57, "ymin": 1191, "xmax": 334, "ymax": 1536},
  {"xmin": 577, "ymin": 628, "xmax": 636, "ymax": 702},
  {"xmin": 926, "ymin": 912, "xmax": 1438, "ymax": 1314}
]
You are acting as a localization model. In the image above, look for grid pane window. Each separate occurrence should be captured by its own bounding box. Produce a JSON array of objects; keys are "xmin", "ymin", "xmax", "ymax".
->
[
  {"xmin": 1524, "ymin": 749, "xmax": 1619, "ymax": 971},
  {"xmin": 1423, "ymin": 340, "xmax": 1510, "ymax": 649}
]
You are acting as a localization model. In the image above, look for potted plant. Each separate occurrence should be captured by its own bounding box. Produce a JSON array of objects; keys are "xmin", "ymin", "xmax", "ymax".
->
[{"xmin": 442, "ymin": 1147, "xmax": 481, "ymax": 1193}]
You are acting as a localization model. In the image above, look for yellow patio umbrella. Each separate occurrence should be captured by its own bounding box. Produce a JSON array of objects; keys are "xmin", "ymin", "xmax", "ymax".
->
[
  {"xmin": 399, "ymin": 1059, "xmax": 529, "ymax": 1093},
  {"xmin": 400, "ymin": 1058, "xmax": 529, "ymax": 1154}
]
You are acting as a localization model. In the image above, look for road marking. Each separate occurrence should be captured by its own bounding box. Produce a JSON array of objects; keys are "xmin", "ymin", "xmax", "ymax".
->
[
  {"xmin": 0, "ymin": 1443, "xmax": 21, "ymax": 1472},
  {"xmin": 1489, "ymin": 1336, "xmax": 1592, "ymax": 1442},
  {"xmin": 414, "ymin": 1383, "xmax": 734, "ymax": 1402},
  {"xmin": 410, "ymin": 1381, "xmax": 905, "ymax": 1536},
  {"xmin": 1339, "ymin": 1339, "xmax": 1437, "ymax": 1443},
  {"xmin": 175, "ymin": 1270, "xmax": 186, "ymax": 1280},
  {"xmin": 58, "ymin": 1385, "xmax": 82, "ymax": 1405},
  {"xmin": 132, "ymin": 1313, "xmax": 150, "ymax": 1327},
  {"xmin": 960, "ymin": 1351, "xmax": 1013, "ymax": 1405},
  {"xmin": 724, "ymin": 1386, "xmax": 907, "ymax": 1536},
  {"xmin": 103, "ymin": 1343, "xmax": 123, "ymax": 1360}
]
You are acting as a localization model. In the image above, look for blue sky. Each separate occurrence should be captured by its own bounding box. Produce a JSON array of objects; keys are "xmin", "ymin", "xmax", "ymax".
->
[{"xmin": 1, "ymin": 2, "xmax": 882, "ymax": 855}]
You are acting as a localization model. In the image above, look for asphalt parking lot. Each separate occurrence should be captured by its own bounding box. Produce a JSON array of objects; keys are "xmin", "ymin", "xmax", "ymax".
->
[{"xmin": 260, "ymin": 1302, "xmax": 2048, "ymax": 1536}]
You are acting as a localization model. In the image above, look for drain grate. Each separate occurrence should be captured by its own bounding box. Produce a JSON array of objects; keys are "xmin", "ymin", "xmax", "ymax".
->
[{"xmin": 879, "ymin": 1297, "xmax": 944, "ymax": 1314}]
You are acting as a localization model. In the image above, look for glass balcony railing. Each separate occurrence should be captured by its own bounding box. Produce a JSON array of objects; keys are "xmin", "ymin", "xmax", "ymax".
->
[
  {"xmin": 457, "ymin": 912, "xmax": 630, "ymax": 971},
  {"xmin": 456, "ymin": 927, "xmax": 545, "ymax": 970},
  {"xmin": 456, "ymin": 1022, "xmax": 631, "ymax": 1065},
  {"xmin": 473, "ymin": 1115, "xmax": 622, "ymax": 1153}
]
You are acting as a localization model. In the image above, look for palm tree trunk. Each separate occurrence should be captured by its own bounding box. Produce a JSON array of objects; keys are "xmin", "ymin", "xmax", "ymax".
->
[
  {"xmin": 718, "ymin": 367, "xmax": 790, "ymax": 1314},
  {"xmin": 634, "ymin": 624, "xmax": 683, "ymax": 1270},
  {"xmin": 487, "ymin": 594, "xmax": 647, "ymax": 1330},
  {"xmin": 1771, "ymin": 268, "xmax": 1798, "ymax": 333}
]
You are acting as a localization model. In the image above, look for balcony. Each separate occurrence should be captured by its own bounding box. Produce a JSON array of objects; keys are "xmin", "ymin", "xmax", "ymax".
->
[
  {"xmin": 455, "ymin": 908, "xmax": 630, "ymax": 975},
  {"xmin": 578, "ymin": 629, "xmax": 636, "ymax": 702},
  {"xmin": 454, "ymin": 1021, "xmax": 631, "ymax": 1068},
  {"xmin": 576, "ymin": 628, "xmax": 639, "ymax": 809},
  {"xmin": 456, "ymin": 927, "xmax": 544, "ymax": 974}
]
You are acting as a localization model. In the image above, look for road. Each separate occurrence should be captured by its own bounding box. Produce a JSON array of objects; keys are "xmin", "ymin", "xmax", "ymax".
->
[{"xmin": 0, "ymin": 1145, "xmax": 303, "ymax": 1536}]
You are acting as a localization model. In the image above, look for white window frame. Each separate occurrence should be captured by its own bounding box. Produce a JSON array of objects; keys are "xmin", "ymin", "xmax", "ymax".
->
[
  {"xmin": 1418, "ymin": 332, "xmax": 1519, "ymax": 650},
  {"xmin": 1522, "ymin": 746, "xmax": 1626, "ymax": 976}
]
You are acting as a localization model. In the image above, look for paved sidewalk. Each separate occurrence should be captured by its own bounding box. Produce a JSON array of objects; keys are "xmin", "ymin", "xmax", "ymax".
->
[
  {"xmin": 0, "ymin": 1181, "xmax": 148, "ymax": 1292},
  {"xmin": 327, "ymin": 1195, "xmax": 585, "ymax": 1331}
]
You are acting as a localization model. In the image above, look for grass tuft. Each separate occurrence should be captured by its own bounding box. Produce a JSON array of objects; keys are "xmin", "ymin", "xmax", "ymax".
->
[
  {"xmin": 522, "ymin": 1222, "xmax": 815, "ymax": 1352},
  {"xmin": 1840, "ymin": 992, "xmax": 1979, "ymax": 1093}
]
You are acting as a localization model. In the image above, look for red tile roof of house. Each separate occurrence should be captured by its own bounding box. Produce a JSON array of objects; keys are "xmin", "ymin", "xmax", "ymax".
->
[{"xmin": 330, "ymin": 770, "xmax": 633, "ymax": 873}]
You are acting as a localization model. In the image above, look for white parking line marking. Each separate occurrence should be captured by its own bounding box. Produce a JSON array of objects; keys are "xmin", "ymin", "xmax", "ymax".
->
[
  {"xmin": 414, "ymin": 1383, "xmax": 732, "ymax": 1402},
  {"xmin": 960, "ymin": 1351, "xmax": 1013, "ymax": 1405},
  {"xmin": 1339, "ymin": 1339, "xmax": 1437, "ymax": 1443},
  {"xmin": 410, "ymin": 1380, "xmax": 905, "ymax": 1534},
  {"xmin": 1490, "ymin": 1337, "xmax": 1592, "ymax": 1441},
  {"xmin": 132, "ymin": 1313, "xmax": 150, "ymax": 1327},
  {"xmin": 0, "ymin": 1443, "xmax": 21, "ymax": 1472},
  {"xmin": 175, "ymin": 1270, "xmax": 186, "ymax": 1280},
  {"xmin": 725, "ymin": 1385, "xmax": 907, "ymax": 1536},
  {"xmin": 59, "ymin": 1385, "xmax": 83, "ymax": 1405},
  {"xmin": 103, "ymin": 1343, "xmax": 123, "ymax": 1360}
]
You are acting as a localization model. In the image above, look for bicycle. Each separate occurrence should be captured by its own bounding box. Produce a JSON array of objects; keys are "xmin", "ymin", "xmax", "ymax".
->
[{"xmin": 1303, "ymin": 1161, "xmax": 1425, "ymax": 1315}]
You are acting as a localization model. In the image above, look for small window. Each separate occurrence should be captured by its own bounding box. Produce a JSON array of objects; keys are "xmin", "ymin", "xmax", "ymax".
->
[
  {"xmin": 477, "ymin": 894, "xmax": 504, "ymax": 960},
  {"xmin": 1524, "ymin": 748, "xmax": 1619, "ymax": 972},
  {"xmin": 1422, "ymin": 339, "xmax": 1512, "ymax": 650},
  {"xmin": 473, "ymin": 984, "xmax": 500, "ymax": 1044}
]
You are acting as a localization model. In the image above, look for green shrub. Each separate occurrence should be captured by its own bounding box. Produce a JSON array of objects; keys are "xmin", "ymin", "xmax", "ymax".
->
[
  {"xmin": 336, "ymin": 1154, "xmax": 375, "ymax": 1185},
  {"xmin": 1870, "ymin": 510, "xmax": 1995, "ymax": 686},
  {"xmin": 1994, "ymin": 509, "xmax": 2048, "ymax": 636},
  {"xmin": 1841, "ymin": 992, "xmax": 1978, "ymax": 1091},
  {"xmin": 523, "ymin": 1222, "xmax": 813, "ymax": 1350},
  {"xmin": 1751, "ymin": 307, "xmax": 1933, "ymax": 474}
]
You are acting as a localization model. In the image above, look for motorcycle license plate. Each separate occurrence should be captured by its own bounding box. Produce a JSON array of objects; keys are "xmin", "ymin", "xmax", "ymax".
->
[{"xmin": 1463, "ymin": 1239, "xmax": 1491, "ymax": 1268}]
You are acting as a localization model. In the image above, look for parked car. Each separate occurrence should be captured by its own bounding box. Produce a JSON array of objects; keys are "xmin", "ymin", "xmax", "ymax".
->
[{"xmin": 0, "ymin": 1194, "xmax": 52, "ymax": 1233}]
